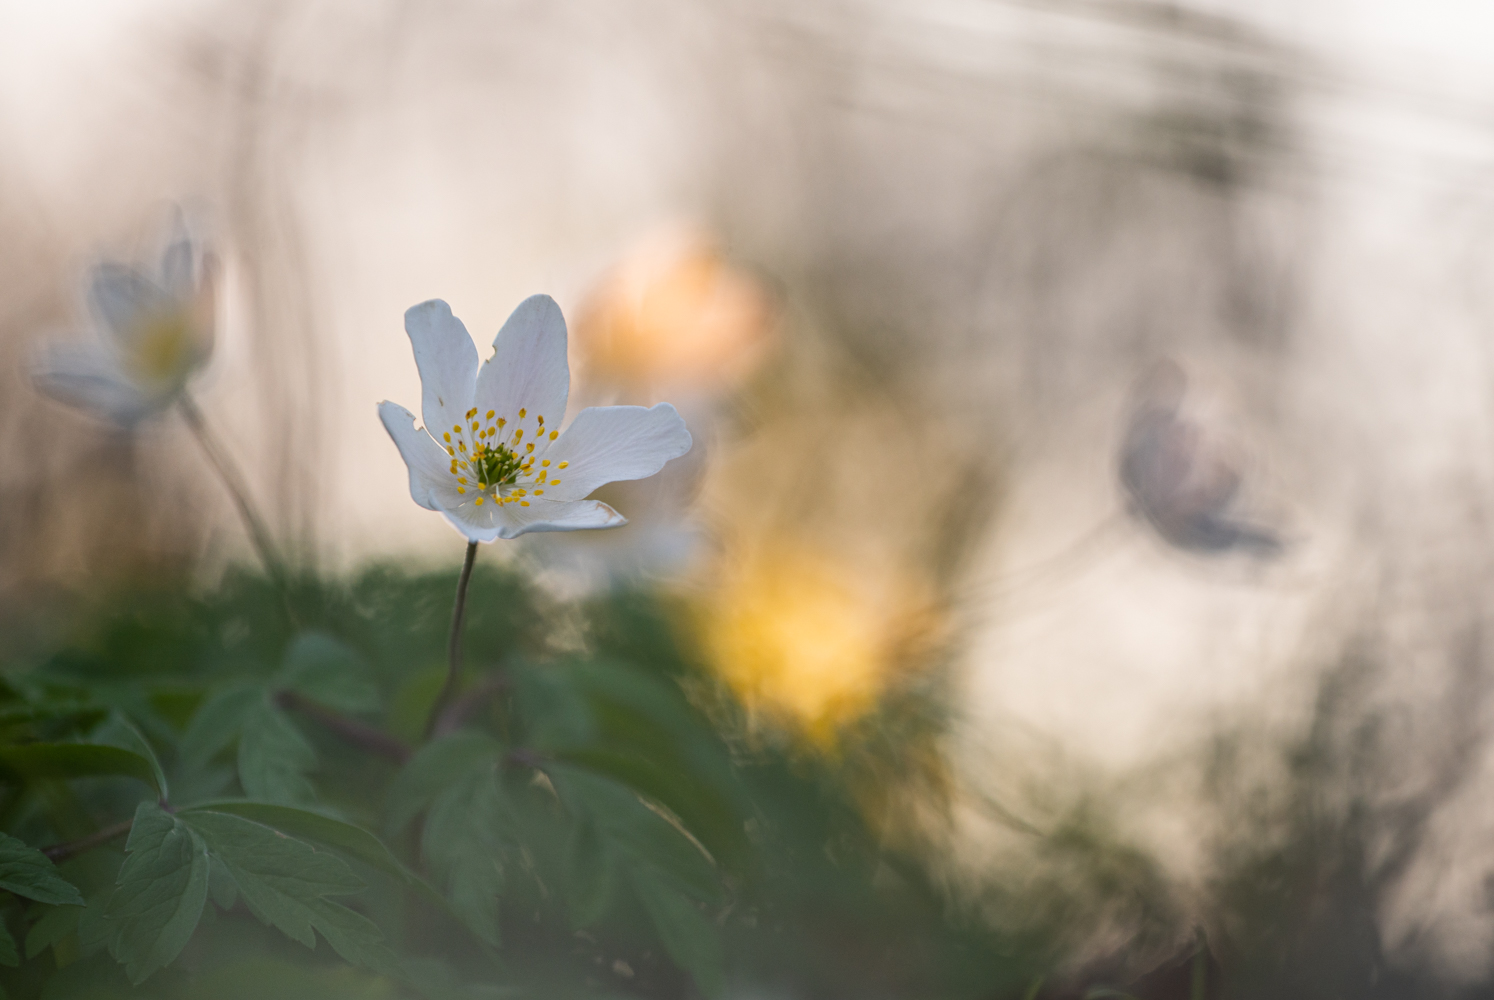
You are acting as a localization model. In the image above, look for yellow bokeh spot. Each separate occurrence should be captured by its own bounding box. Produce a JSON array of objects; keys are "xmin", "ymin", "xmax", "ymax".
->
[{"xmin": 703, "ymin": 549, "xmax": 893, "ymax": 747}]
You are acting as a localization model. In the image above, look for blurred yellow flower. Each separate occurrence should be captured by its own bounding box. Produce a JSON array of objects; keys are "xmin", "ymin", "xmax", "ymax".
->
[
  {"xmin": 702, "ymin": 545, "xmax": 932, "ymax": 747},
  {"xmin": 574, "ymin": 229, "xmax": 775, "ymax": 391}
]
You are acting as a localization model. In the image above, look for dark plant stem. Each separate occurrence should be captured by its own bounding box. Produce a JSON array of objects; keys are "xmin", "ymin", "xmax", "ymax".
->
[
  {"xmin": 275, "ymin": 690, "xmax": 412, "ymax": 764},
  {"xmin": 425, "ymin": 541, "xmax": 478, "ymax": 740},
  {"xmin": 44, "ymin": 819, "xmax": 133, "ymax": 863},
  {"xmin": 178, "ymin": 392, "xmax": 295, "ymax": 619}
]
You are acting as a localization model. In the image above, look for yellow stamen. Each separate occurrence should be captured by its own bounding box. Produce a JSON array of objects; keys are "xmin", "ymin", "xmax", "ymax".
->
[
  {"xmin": 497, "ymin": 418, "xmax": 506, "ymax": 428},
  {"xmin": 537, "ymin": 414, "xmax": 544, "ymax": 425},
  {"xmin": 443, "ymin": 432, "xmax": 451, "ymax": 443},
  {"xmin": 458, "ymin": 477, "xmax": 467, "ymax": 484},
  {"xmin": 526, "ymin": 443, "xmax": 534, "ymax": 453},
  {"xmin": 459, "ymin": 442, "xmax": 466, "ymax": 451},
  {"xmin": 486, "ymin": 409, "xmax": 495, "ymax": 419},
  {"xmin": 558, "ymin": 462, "xmax": 569, "ymax": 469},
  {"xmin": 458, "ymin": 487, "xmax": 466, "ymax": 494},
  {"xmin": 542, "ymin": 460, "xmax": 550, "ymax": 467},
  {"xmin": 519, "ymin": 408, "xmax": 526, "ymax": 418},
  {"xmin": 475, "ymin": 497, "xmax": 483, "ymax": 505},
  {"xmin": 447, "ymin": 447, "xmax": 455, "ymax": 456},
  {"xmin": 534, "ymin": 490, "xmax": 543, "ymax": 495},
  {"xmin": 520, "ymin": 501, "xmax": 529, "ymax": 506},
  {"xmin": 549, "ymin": 431, "xmax": 558, "ymax": 440}
]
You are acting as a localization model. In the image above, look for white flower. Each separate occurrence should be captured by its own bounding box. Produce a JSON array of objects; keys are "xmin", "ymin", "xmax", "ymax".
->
[
  {"xmin": 379, "ymin": 296, "xmax": 693, "ymax": 542},
  {"xmin": 31, "ymin": 229, "xmax": 214, "ymax": 424}
]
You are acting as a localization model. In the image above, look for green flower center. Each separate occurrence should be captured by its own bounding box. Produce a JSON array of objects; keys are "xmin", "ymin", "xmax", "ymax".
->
[{"xmin": 473, "ymin": 441, "xmax": 523, "ymax": 488}]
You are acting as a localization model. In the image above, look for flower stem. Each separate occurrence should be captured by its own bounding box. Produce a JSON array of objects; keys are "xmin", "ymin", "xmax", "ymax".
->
[
  {"xmin": 177, "ymin": 393, "xmax": 293, "ymax": 607},
  {"xmin": 425, "ymin": 541, "xmax": 478, "ymax": 740},
  {"xmin": 43, "ymin": 818, "xmax": 133, "ymax": 863}
]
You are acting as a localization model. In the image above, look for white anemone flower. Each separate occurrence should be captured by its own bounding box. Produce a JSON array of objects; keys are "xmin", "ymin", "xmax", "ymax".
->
[
  {"xmin": 32, "ymin": 231, "xmax": 214, "ymax": 424},
  {"xmin": 379, "ymin": 295, "xmax": 692, "ymax": 542}
]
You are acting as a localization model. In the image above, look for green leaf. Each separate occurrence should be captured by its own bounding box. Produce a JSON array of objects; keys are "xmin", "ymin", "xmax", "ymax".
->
[
  {"xmin": 104, "ymin": 801, "xmax": 209, "ymax": 984},
  {"xmin": 0, "ymin": 919, "xmax": 17, "ymax": 967},
  {"xmin": 630, "ymin": 873, "xmax": 726, "ymax": 998},
  {"xmin": 178, "ymin": 684, "xmax": 260, "ymax": 763},
  {"xmin": 181, "ymin": 810, "xmax": 395, "ymax": 975},
  {"xmin": 0, "ymin": 833, "xmax": 84, "ymax": 906},
  {"xmin": 423, "ymin": 766, "xmax": 508, "ymax": 948},
  {"xmin": 91, "ymin": 714, "xmax": 168, "ymax": 805},
  {"xmin": 386, "ymin": 734, "xmax": 515, "ymax": 948},
  {"xmin": 564, "ymin": 818, "xmax": 613, "ymax": 929},
  {"xmin": 515, "ymin": 660, "xmax": 749, "ymax": 871},
  {"xmin": 0, "ymin": 743, "xmax": 164, "ymax": 800},
  {"xmin": 208, "ymin": 856, "xmax": 237, "ymax": 911},
  {"xmin": 549, "ymin": 765, "xmax": 720, "ymax": 905},
  {"xmin": 237, "ymin": 696, "xmax": 316, "ymax": 805},
  {"xmin": 183, "ymin": 801, "xmax": 433, "ymax": 899},
  {"xmin": 385, "ymin": 732, "xmax": 502, "ymax": 834},
  {"xmin": 277, "ymin": 632, "xmax": 380, "ymax": 714},
  {"xmin": 25, "ymin": 903, "xmax": 81, "ymax": 959},
  {"xmin": 548, "ymin": 764, "xmax": 727, "ymax": 995}
]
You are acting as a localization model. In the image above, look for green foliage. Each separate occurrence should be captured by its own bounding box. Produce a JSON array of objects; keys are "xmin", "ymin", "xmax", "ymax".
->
[
  {"xmin": 104, "ymin": 803, "xmax": 208, "ymax": 984},
  {"xmin": 0, "ymin": 565, "xmax": 1036, "ymax": 1000},
  {"xmin": 0, "ymin": 835, "xmax": 83, "ymax": 907},
  {"xmin": 236, "ymin": 698, "xmax": 317, "ymax": 806},
  {"xmin": 182, "ymin": 810, "xmax": 395, "ymax": 975}
]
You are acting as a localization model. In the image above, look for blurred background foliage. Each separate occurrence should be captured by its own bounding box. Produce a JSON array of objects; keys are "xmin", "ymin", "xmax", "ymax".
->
[{"xmin": 6, "ymin": 0, "xmax": 1494, "ymax": 997}]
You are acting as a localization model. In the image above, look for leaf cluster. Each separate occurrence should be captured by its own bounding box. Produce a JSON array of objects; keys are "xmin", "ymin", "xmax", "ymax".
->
[{"xmin": 0, "ymin": 565, "xmax": 1035, "ymax": 999}]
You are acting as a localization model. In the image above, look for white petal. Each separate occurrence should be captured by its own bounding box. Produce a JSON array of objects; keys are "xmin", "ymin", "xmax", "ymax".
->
[
  {"xmin": 88, "ymin": 263, "xmax": 170, "ymax": 348},
  {"xmin": 159, "ymin": 236, "xmax": 195, "ymax": 301},
  {"xmin": 31, "ymin": 341, "xmax": 162, "ymax": 423},
  {"xmin": 540, "ymin": 403, "xmax": 692, "ymax": 501},
  {"xmin": 498, "ymin": 498, "xmax": 626, "ymax": 539},
  {"xmin": 378, "ymin": 400, "xmax": 465, "ymax": 512},
  {"xmin": 405, "ymin": 299, "xmax": 478, "ymax": 446},
  {"xmin": 436, "ymin": 495, "xmax": 507, "ymax": 544},
  {"xmin": 473, "ymin": 294, "xmax": 569, "ymax": 429}
]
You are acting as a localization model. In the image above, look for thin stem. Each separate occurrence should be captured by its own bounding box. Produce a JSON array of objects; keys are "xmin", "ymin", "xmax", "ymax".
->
[
  {"xmin": 424, "ymin": 541, "xmax": 479, "ymax": 740},
  {"xmin": 276, "ymin": 690, "xmax": 412, "ymax": 764},
  {"xmin": 44, "ymin": 819, "xmax": 133, "ymax": 863},
  {"xmin": 177, "ymin": 392, "xmax": 287, "ymax": 587}
]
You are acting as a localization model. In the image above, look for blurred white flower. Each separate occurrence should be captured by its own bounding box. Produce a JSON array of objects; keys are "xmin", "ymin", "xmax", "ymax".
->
[
  {"xmin": 1118, "ymin": 361, "xmax": 1281, "ymax": 555},
  {"xmin": 379, "ymin": 295, "xmax": 692, "ymax": 543},
  {"xmin": 31, "ymin": 226, "xmax": 214, "ymax": 424}
]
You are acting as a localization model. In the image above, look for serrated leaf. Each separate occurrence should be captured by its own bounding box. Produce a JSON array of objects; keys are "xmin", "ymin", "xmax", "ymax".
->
[
  {"xmin": 631, "ymin": 873, "xmax": 725, "ymax": 998},
  {"xmin": 91, "ymin": 714, "xmax": 168, "ymax": 804},
  {"xmin": 424, "ymin": 767, "xmax": 508, "ymax": 948},
  {"xmin": 0, "ymin": 743, "xmax": 163, "ymax": 800},
  {"xmin": 25, "ymin": 903, "xmax": 81, "ymax": 960},
  {"xmin": 184, "ymin": 801, "xmax": 433, "ymax": 899},
  {"xmin": 178, "ymin": 684, "xmax": 260, "ymax": 763},
  {"xmin": 237, "ymin": 696, "xmax": 316, "ymax": 805},
  {"xmin": 182, "ymin": 810, "xmax": 395, "ymax": 974},
  {"xmin": 0, "ymin": 833, "xmax": 84, "ymax": 906},
  {"xmin": 276, "ymin": 632, "xmax": 380, "ymax": 714},
  {"xmin": 105, "ymin": 801, "xmax": 209, "ymax": 984},
  {"xmin": 385, "ymin": 732, "xmax": 503, "ymax": 834},
  {"xmin": 564, "ymin": 817, "xmax": 613, "ymax": 929}
]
